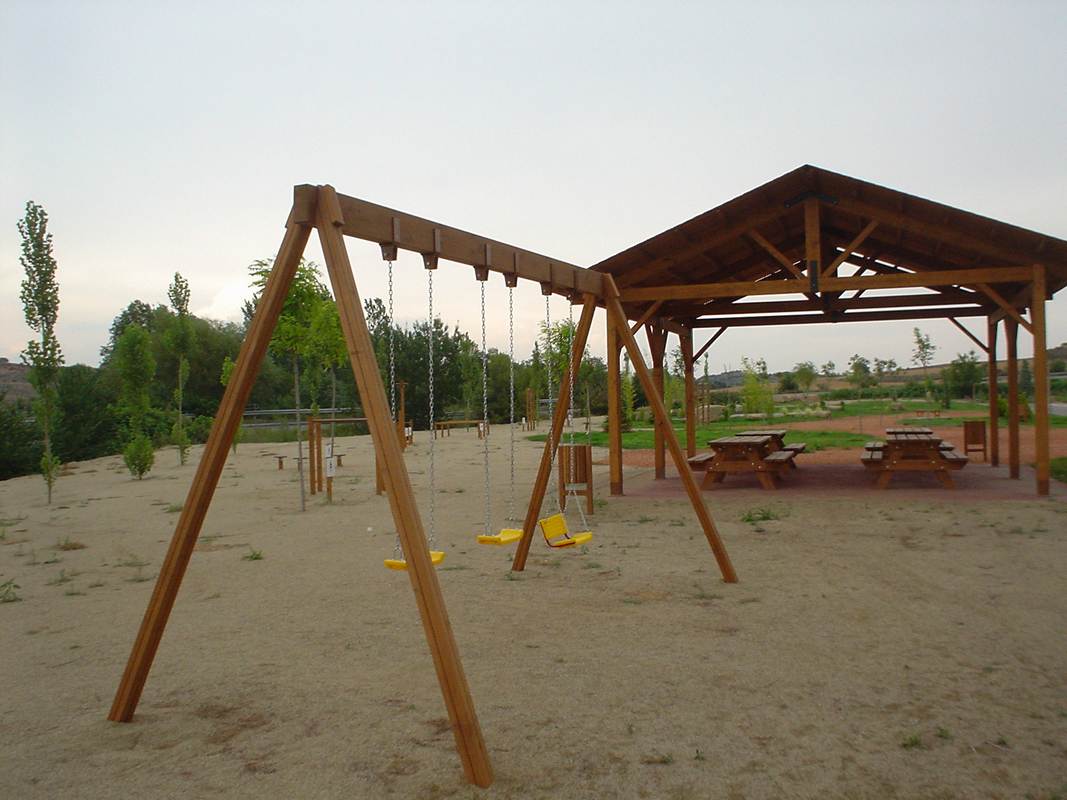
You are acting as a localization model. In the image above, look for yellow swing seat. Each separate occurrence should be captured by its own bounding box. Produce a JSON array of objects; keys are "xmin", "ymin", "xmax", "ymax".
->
[
  {"xmin": 538, "ymin": 514, "xmax": 592, "ymax": 548},
  {"xmin": 384, "ymin": 551, "xmax": 446, "ymax": 571},
  {"xmin": 477, "ymin": 528, "xmax": 523, "ymax": 546}
]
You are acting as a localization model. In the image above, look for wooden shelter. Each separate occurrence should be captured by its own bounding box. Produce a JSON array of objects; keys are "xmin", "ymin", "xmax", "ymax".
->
[{"xmin": 594, "ymin": 165, "xmax": 1065, "ymax": 497}]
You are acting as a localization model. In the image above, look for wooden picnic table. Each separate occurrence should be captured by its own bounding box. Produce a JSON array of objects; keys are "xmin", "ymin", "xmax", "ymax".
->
[
  {"xmin": 885, "ymin": 427, "xmax": 932, "ymax": 435},
  {"xmin": 862, "ymin": 430, "xmax": 968, "ymax": 488},
  {"xmin": 701, "ymin": 434, "xmax": 798, "ymax": 490}
]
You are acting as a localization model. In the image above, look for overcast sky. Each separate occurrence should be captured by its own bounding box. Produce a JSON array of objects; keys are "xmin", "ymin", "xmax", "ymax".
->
[{"xmin": 3, "ymin": 1, "xmax": 1065, "ymax": 376}]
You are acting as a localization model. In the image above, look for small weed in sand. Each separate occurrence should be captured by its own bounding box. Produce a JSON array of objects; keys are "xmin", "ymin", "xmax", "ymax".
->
[
  {"xmin": 88, "ymin": 580, "xmax": 106, "ymax": 588},
  {"xmin": 622, "ymin": 597, "xmax": 643, "ymax": 606},
  {"xmin": 636, "ymin": 515, "xmax": 654, "ymax": 524},
  {"xmin": 64, "ymin": 588, "xmax": 86, "ymax": 597},
  {"xmin": 995, "ymin": 736, "xmax": 1010, "ymax": 748},
  {"xmin": 47, "ymin": 570, "xmax": 75, "ymax": 586},
  {"xmin": 583, "ymin": 561, "xmax": 603, "ymax": 569},
  {"xmin": 125, "ymin": 566, "xmax": 155, "ymax": 583},
  {"xmin": 694, "ymin": 749, "xmax": 706, "ymax": 761},
  {"xmin": 0, "ymin": 580, "xmax": 21, "ymax": 603},
  {"xmin": 741, "ymin": 508, "xmax": 780, "ymax": 524},
  {"xmin": 243, "ymin": 547, "xmax": 264, "ymax": 561},
  {"xmin": 936, "ymin": 727, "xmax": 953, "ymax": 740},
  {"xmin": 641, "ymin": 753, "xmax": 674, "ymax": 765},
  {"xmin": 117, "ymin": 555, "xmax": 149, "ymax": 568},
  {"xmin": 504, "ymin": 572, "xmax": 522, "ymax": 581},
  {"xmin": 165, "ymin": 503, "xmax": 183, "ymax": 513},
  {"xmin": 56, "ymin": 537, "xmax": 86, "ymax": 551},
  {"xmin": 900, "ymin": 733, "xmax": 923, "ymax": 749},
  {"xmin": 440, "ymin": 565, "xmax": 469, "ymax": 571},
  {"xmin": 41, "ymin": 553, "xmax": 61, "ymax": 565}
]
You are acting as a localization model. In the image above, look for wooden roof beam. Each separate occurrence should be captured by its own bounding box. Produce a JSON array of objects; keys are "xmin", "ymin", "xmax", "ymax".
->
[
  {"xmin": 619, "ymin": 265, "xmax": 1032, "ymax": 303},
  {"xmin": 659, "ymin": 292, "xmax": 989, "ymax": 318},
  {"xmin": 689, "ymin": 306, "xmax": 987, "ymax": 328}
]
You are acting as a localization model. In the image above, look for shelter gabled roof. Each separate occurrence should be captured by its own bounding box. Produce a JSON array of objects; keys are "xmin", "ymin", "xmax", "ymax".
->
[{"xmin": 592, "ymin": 165, "xmax": 1067, "ymax": 326}]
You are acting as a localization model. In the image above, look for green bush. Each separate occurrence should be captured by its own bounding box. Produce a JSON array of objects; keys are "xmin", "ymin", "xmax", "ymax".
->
[
  {"xmin": 187, "ymin": 415, "xmax": 214, "ymax": 443},
  {"xmin": 123, "ymin": 434, "xmax": 155, "ymax": 479}
]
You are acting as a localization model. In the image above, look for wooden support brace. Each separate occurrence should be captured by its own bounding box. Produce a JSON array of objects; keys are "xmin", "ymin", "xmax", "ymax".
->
[
  {"xmin": 694, "ymin": 327, "xmax": 726, "ymax": 362},
  {"xmin": 513, "ymin": 295, "xmax": 598, "ymax": 571},
  {"xmin": 603, "ymin": 276, "xmax": 737, "ymax": 583},
  {"xmin": 948, "ymin": 318, "xmax": 989, "ymax": 353},
  {"xmin": 315, "ymin": 186, "xmax": 493, "ymax": 788},
  {"xmin": 109, "ymin": 204, "xmax": 313, "ymax": 724}
]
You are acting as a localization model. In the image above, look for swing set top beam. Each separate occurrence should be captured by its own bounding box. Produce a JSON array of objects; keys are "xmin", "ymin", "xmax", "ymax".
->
[{"xmin": 293, "ymin": 184, "xmax": 605, "ymax": 299}]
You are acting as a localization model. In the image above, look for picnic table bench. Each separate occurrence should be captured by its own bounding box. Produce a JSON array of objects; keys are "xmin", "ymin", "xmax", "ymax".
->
[
  {"xmin": 736, "ymin": 429, "xmax": 806, "ymax": 467},
  {"xmin": 433, "ymin": 419, "xmax": 489, "ymax": 438},
  {"xmin": 862, "ymin": 430, "xmax": 968, "ymax": 488},
  {"xmin": 701, "ymin": 435, "xmax": 797, "ymax": 490}
]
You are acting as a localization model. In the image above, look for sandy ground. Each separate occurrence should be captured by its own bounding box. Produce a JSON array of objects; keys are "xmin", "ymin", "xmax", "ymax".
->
[{"xmin": 1, "ymin": 425, "xmax": 1066, "ymax": 800}]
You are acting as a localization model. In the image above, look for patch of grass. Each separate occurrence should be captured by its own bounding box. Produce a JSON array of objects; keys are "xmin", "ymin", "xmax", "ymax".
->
[
  {"xmin": 901, "ymin": 733, "xmax": 923, "ymax": 749},
  {"xmin": 741, "ymin": 507, "xmax": 780, "ymax": 524},
  {"xmin": 64, "ymin": 588, "xmax": 86, "ymax": 597},
  {"xmin": 583, "ymin": 561, "xmax": 603, "ymax": 570},
  {"xmin": 242, "ymin": 547, "xmax": 264, "ymax": 561},
  {"xmin": 0, "ymin": 579, "xmax": 21, "ymax": 603},
  {"xmin": 694, "ymin": 749, "xmax": 706, "ymax": 762},
  {"xmin": 117, "ymin": 556, "xmax": 149, "ymax": 568},
  {"xmin": 504, "ymin": 572, "xmax": 522, "ymax": 581},
  {"xmin": 1051, "ymin": 457, "xmax": 1067, "ymax": 484},
  {"xmin": 936, "ymin": 727, "xmax": 953, "ymax": 740},
  {"xmin": 165, "ymin": 503, "xmax": 183, "ymax": 513},
  {"xmin": 636, "ymin": 515, "xmax": 654, "ymax": 524},
  {"xmin": 88, "ymin": 580, "xmax": 106, "ymax": 588},
  {"xmin": 47, "ymin": 570, "xmax": 76, "ymax": 586},
  {"xmin": 622, "ymin": 597, "xmax": 643, "ymax": 605},
  {"xmin": 995, "ymin": 736, "xmax": 1009, "ymax": 748},
  {"xmin": 124, "ymin": 567, "xmax": 155, "ymax": 583},
  {"xmin": 56, "ymin": 537, "xmax": 86, "ymax": 551}
]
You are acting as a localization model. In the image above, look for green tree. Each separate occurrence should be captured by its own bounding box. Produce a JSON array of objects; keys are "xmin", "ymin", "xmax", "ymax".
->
[
  {"xmin": 793, "ymin": 361, "xmax": 817, "ymax": 391},
  {"xmin": 0, "ymin": 394, "xmax": 41, "ymax": 480},
  {"xmin": 167, "ymin": 272, "xmax": 193, "ymax": 464},
  {"xmin": 248, "ymin": 258, "xmax": 331, "ymax": 511},
  {"xmin": 846, "ymin": 354, "xmax": 876, "ymax": 390},
  {"xmin": 114, "ymin": 325, "xmax": 156, "ymax": 479},
  {"xmin": 942, "ymin": 351, "xmax": 983, "ymax": 399},
  {"xmin": 912, "ymin": 327, "xmax": 936, "ymax": 396},
  {"xmin": 820, "ymin": 360, "xmax": 836, "ymax": 377},
  {"xmin": 1020, "ymin": 360, "xmax": 1034, "ymax": 398},
  {"xmin": 220, "ymin": 355, "xmax": 238, "ymax": 453},
  {"xmin": 740, "ymin": 357, "xmax": 774, "ymax": 415},
  {"xmin": 54, "ymin": 365, "xmax": 120, "ymax": 462},
  {"xmin": 778, "ymin": 372, "xmax": 799, "ymax": 393},
  {"xmin": 18, "ymin": 200, "xmax": 64, "ymax": 503}
]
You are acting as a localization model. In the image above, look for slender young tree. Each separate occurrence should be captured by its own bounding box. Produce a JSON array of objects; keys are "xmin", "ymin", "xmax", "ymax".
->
[
  {"xmin": 18, "ymin": 201, "xmax": 64, "ymax": 503},
  {"xmin": 115, "ymin": 325, "xmax": 156, "ymax": 479},
  {"xmin": 248, "ymin": 258, "xmax": 330, "ymax": 511},
  {"xmin": 220, "ymin": 355, "xmax": 239, "ymax": 454},
  {"xmin": 167, "ymin": 272, "xmax": 193, "ymax": 464}
]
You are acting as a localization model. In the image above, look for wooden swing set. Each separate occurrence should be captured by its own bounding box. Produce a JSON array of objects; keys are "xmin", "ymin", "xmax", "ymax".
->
[{"xmin": 106, "ymin": 185, "xmax": 737, "ymax": 789}]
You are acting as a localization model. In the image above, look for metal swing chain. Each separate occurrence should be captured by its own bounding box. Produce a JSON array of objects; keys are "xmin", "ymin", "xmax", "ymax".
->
[
  {"xmin": 388, "ymin": 260, "xmax": 396, "ymax": 420},
  {"xmin": 480, "ymin": 279, "xmax": 491, "ymax": 537},
  {"xmin": 508, "ymin": 285, "xmax": 516, "ymax": 521},
  {"xmin": 427, "ymin": 269, "xmax": 436, "ymax": 549},
  {"xmin": 567, "ymin": 301, "xmax": 591, "ymax": 532},
  {"xmin": 543, "ymin": 296, "xmax": 563, "ymax": 514}
]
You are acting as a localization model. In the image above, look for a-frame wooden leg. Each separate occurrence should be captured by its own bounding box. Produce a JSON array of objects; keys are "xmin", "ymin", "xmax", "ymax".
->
[
  {"xmin": 109, "ymin": 202, "xmax": 314, "ymax": 723},
  {"xmin": 314, "ymin": 186, "xmax": 492, "ymax": 788},
  {"xmin": 512, "ymin": 295, "xmax": 598, "ymax": 571},
  {"xmin": 603, "ymin": 275, "xmax": 738, "ymax": 584}
]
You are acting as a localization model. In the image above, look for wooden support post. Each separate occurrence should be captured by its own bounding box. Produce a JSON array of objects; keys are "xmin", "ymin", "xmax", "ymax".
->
[
  {"xmin": 987, "ymin": 318, "xmax": 999, "ymax": 467},
  {"xmin": 316, "ymin": 418, "xmax": 324, "ymax": 494},
  {"xmin": 646, "ymin": 323, "xmax": 668, "ymax": 479},
  {"xmin": 603, "ymin": 276, "xmax": 737, "ymax": 584},
  {"xmin": 513, "ymin": 296, "xmax": 598, "ymax": 571},
  {"xmin": 315, "ymin": 186, "xmax": 492, "ymax": 788},
  {"xmin": 681, "ymin": 328, "xmax": 696, "ymax": 458},
  {"xmin": 308, "ymin": 416, "xmax": 317, "ymax": 495},
  {"xmin": 804, "ymin": 197, "xmax": 821, "ymax": 294},
  {"xmin": 1006, "ymin": 317, "xmax": 1020, "ymax": 479},
  {"xmin": 109, "ymin": 210, "xmax": 313, "ymax": 723},
  {"xmin": 606, "ymin": 313, "xmax": 623, "ymax": 495},
  {"xmin": 1032, "ymin": 265, "xmax": 1050, "ymax": 496}
]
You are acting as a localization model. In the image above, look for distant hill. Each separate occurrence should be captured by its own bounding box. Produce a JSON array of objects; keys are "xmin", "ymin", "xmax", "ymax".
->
[{"xmin": 0, "ymin": 358, "xmax": 35, "ymax": 403}]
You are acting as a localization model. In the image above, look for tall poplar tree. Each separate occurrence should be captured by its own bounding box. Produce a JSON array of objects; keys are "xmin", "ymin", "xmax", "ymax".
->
[
  {"xmin": 167, "ymin": 272, "xmax": 192, "ymax": 464},
  {"xmin": 18, "ymin": 201, "xmax": 64, "ymax": 504}
]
